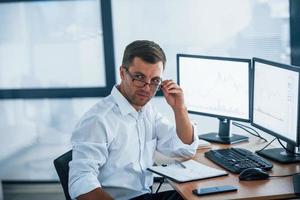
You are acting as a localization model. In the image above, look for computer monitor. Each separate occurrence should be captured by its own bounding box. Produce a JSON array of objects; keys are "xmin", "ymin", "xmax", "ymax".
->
[
  {"xmin": 177, "ymin": 54, "xmax": 251, "ymax": 144},
  {"xmin": 252, "ymin": 57, "xmax": 300, "ymax": 163}
]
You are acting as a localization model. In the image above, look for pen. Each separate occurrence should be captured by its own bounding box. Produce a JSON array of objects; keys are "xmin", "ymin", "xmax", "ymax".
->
[{"xmin": 175, "ymin": 160, "xmax": 186, "ymax": 169}]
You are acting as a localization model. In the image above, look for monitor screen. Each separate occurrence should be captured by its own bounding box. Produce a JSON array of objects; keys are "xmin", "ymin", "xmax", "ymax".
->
[
  {"xmin": 252, "ymin": 57, "xmax": 300, "ymax": 163},
  {"xmin": 177, "ymin": 54, "xmax": 251, "ymax": 144},
  {"xmin": 178, "ymin": 54, "xmax": 250, "ymax": 120},
  {"xmin": 252, "ymin": 58, "xmax": 299, "ymax": 144}
]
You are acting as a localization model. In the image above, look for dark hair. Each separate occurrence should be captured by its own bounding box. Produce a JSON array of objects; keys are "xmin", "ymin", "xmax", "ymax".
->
[{"xmin": 122, "ymin": 40, "xmax": 166, "ymax": 69}]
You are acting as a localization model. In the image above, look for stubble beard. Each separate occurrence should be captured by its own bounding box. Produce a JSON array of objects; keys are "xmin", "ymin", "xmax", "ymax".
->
[{"xmin": 127, "ymin": 88, "xmax": 155, "ymax": 108}]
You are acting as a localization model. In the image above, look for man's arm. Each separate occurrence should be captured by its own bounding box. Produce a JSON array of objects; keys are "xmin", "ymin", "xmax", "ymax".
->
[
  {"xmin": 77, "ymin": 188, "xmax": 113, "ymax": 200},
  {"xmin": 173, "ymin": 105, "xmax": 193, "ymax": 144},
  {"xmin": 161, "ymin": 80, "xmax": 193, "ymax": 144}
]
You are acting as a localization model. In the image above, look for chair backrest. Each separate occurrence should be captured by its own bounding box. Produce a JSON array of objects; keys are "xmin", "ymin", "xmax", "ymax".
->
[{"xmin": 53, "ymin": 150, "xmax": 72, "ymax": 200}]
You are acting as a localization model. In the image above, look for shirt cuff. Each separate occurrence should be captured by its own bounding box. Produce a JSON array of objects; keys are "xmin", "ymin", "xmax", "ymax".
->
[
  {"xmin": 69, "ymin": 163, "xmax": 101, "ymax": 199},
  {"xmin": 173, "ymin": 123, "xmax": 199, "ymax": 157},
  {"xmin": 186, "ymin": 123, "xmax": 200, "ymax": 150}
]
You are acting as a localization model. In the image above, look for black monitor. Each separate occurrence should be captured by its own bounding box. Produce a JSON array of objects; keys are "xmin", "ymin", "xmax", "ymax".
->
[
  {"xmin": 177, "ymin": 54, "xmax": 251, "ymax": 144},
  {"xmin": 252, "ymin": 57, "xmax": 300, "ymax": 163}
]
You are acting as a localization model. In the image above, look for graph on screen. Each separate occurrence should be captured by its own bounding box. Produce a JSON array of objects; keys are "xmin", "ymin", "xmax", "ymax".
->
[
  {"xmin": 253, "ymin": 62, "xmax": 299, "ymax": 142},
  {"xmin": 180, "ymin": 57, "xmax": 249, "ymax": 120}
]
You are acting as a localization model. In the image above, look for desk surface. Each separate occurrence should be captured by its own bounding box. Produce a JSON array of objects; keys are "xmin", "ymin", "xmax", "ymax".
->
[{"xmin": 168, "ymin": 137, "xmax": 300, "ymax": 200}]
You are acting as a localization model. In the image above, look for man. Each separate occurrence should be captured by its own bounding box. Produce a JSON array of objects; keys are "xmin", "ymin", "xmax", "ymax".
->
[{"xmin": 69, "ymin": 40, "xmax": 199, "ymax": 200}]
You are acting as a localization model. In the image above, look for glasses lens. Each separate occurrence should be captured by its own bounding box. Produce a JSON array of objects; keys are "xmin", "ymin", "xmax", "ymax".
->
[
  {"xmin": 149, "ymin": 83, "xmax": 160, "ymax": 90},
  {"xmin": 133, "ymin": 80, "xmax": 160, "ymax": 90},
  {"xmin": 133, "ymin": 79, "xmax": 146, "ymax": 87}
]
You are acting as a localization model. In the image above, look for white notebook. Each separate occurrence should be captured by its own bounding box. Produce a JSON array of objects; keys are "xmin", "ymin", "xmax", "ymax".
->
[
  {"xmin": 148, "ymin": 159, "xmax": 227, "ymax": 183},
  {"xmin": 198, "ymin": 139, "xmax": 211, "ymax": 149}
]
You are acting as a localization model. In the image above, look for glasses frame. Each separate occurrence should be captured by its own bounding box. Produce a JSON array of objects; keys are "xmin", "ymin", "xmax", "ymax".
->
[{"xmin": 124, "ymin": 67, "xmax": 162, "ymax": 91}]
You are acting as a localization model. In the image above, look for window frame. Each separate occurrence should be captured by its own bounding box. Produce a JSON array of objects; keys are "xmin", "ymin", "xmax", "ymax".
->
[
  {"xmin": 290, "ymin": 0, "xmax": 300, "ymax": 67},
  {"xmin": 0, "ymin": 0, "xmax": 116, "ymax": 99}
]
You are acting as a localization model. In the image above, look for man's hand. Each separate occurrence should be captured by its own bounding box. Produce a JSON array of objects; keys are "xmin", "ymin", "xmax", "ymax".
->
[{"xmin": 161, "ymin": 80, "xmax": 185, "ymax": 110}]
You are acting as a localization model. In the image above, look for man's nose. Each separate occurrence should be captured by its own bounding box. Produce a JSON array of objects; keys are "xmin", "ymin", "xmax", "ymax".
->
[{"xmin": 142, "ymin": 83, "xmax": 151, "ymax": 91}]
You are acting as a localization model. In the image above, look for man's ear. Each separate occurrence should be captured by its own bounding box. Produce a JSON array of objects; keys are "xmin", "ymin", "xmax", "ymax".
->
[{"xmin": 120, "ymin": 66, "xmax": 125, "ymax": 79}]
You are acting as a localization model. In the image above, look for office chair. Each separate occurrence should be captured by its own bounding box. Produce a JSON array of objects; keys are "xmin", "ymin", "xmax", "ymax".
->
[
  {"xmin": 53, "ymin": 150, "xmax": 165, "ymax": 200},
  {"xmin": 53, "ymin": 150, "xmax": 72, "ymax": 200}
]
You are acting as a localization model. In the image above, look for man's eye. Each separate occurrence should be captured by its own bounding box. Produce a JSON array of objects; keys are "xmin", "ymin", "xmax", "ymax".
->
[
  {"xmin": 151, "ymin": 79, "xmax": 161, "ymax": 84},
  {"xmin": 134, "ymin": 74, "xmax": 144, "ymax": 80}
]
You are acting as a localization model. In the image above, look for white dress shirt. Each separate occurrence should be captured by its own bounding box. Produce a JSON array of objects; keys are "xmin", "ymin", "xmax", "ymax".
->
[{"xmin": 68, "ymin": 86, "xmax": 199, "ymax": 200}]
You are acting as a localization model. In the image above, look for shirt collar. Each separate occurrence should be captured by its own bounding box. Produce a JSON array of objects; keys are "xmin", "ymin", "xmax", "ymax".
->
[{"xmin": 111, "ymin": 85, "xmax": 147, "ymax": 117}]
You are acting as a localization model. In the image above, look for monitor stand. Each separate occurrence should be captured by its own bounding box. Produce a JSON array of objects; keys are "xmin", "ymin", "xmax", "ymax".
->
[
  {"xmin": 199, "ymin": 118, "xmax": 248, "ymax": 144},
  {"xmin": 256, "ymin": 143, "xmax": 300, "ymax": 163}
]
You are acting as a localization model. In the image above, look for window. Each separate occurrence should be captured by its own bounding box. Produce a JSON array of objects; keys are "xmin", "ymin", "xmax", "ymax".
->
[
  {"xmin": 0, "ymin": 0, "xmax": 115, "ymax": 98},
  {"xmin": 0, "ymin": 98, "xmax": 101, "ymax": 180},
  {"xmin": 0, "ymin": 0, "xmax": 115, "ymax": 181},
  {"xmin": 112, "ymin": 0, "xmax": 291, "ymax": 81}
]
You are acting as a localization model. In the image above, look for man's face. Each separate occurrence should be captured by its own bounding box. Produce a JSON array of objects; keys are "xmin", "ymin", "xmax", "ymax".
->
[{"xmin": 119, "ymin": 57, "xmax": 163, "ymax": 110}]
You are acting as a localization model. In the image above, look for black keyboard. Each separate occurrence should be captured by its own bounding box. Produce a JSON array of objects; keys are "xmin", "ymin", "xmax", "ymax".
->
[{"xmin": 205, "ymin": 148, "xmax": 273, "ymax": 174}]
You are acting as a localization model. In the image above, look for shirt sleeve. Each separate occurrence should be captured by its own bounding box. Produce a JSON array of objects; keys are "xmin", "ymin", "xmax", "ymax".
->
[
  {"xmin": 154, "ymin": 111, "xmax": 199, "ymax": 158},
  {"xmin": 68, "ymin": 115, "xmax": 109, "ymax": 199}
]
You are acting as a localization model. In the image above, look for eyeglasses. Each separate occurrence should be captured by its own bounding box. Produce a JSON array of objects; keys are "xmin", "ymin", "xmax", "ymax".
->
[{"xmin": 124, "ymin": 67, "xmax": 162, "ymax": 91}]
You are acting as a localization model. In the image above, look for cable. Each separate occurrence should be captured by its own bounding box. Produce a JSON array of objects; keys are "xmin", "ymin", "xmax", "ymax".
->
[
  {"xmin": 232, "ymin": 122, "xmax": 268, "ymax": 142},
  {"xmin": 233, "ymin": 122, "xmax": 267, "ymax": 142},
  {"xmin": 255, "ymin": 137, "xmax": 300, "ymax": 157},
  {"xmin": 232, "ymin": 122, "xmax": 260, "ymax": 136},
  {"xmin": 256, "ymin": 138, "xmax": 277, "ymax": 153},
  {"xmin": 270, "ymin": 172, "xmax": 300, "ymax": 178},
  {"xmin": 232, "ymin": 122, "xmax": 267, "ymax": 142},
  {"xmin": 277, "ymin": 138, "xmax": 300, "ymax": 156}
]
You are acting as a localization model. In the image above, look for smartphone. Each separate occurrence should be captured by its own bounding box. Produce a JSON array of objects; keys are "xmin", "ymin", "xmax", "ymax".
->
[{"xmin": 192, "ymin": 185, "xmax": 237, "ymax": 196}]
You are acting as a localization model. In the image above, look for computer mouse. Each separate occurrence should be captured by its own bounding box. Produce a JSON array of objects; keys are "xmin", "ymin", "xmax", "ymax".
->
[{"xmin": 239, "ymin": 168, "xmax": 269, "ymax": 181}]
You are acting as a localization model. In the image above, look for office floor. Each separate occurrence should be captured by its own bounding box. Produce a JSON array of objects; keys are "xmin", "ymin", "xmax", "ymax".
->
[
  {"xmin": 3, "ymin": 183, "xmax": 64, "ymax": 200},
  {"xmin": 2, "ymin": 182, "xmax": 173, "ymax": 200}
]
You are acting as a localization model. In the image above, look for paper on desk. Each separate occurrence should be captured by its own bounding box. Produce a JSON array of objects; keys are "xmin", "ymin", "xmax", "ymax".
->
[{"xmin": 148, "ymin": 159, "xmax": 227, "ymax": 183}]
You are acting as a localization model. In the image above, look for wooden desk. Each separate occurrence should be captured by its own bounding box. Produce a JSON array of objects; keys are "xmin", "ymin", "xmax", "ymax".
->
[{"xmin": 168, "ymin": 137, "xmax": 300, "ymax": 200}]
